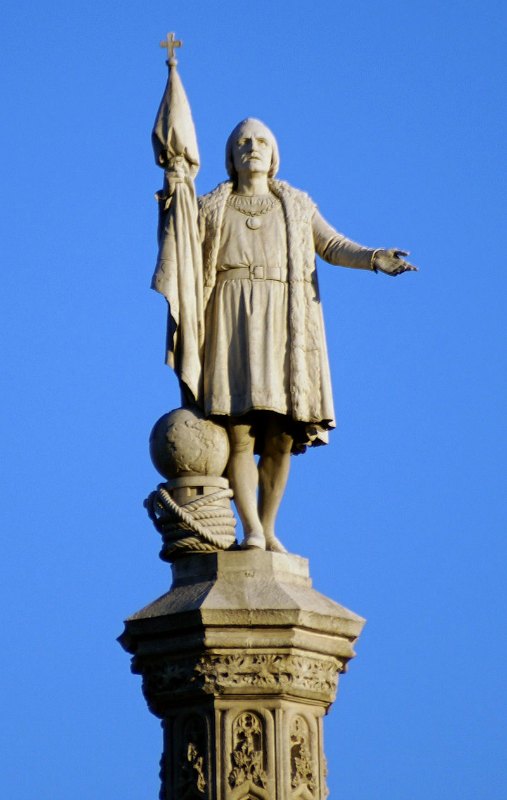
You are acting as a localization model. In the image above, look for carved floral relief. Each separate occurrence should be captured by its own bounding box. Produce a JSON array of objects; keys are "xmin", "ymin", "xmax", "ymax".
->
[
  {"xmin": 228, "ymin": 711, "xmax": 268, "ymax": 790},
  {"xmin": 290, "ymin": 716, "xmax": 317, "ymax": 796},
  {"xmin": 178, "ymin": 715, "xmax": 208, "ymax": 797},
  {"xmin": 142, "ymin": 653, "xmax": 340, "ymax": 703}
]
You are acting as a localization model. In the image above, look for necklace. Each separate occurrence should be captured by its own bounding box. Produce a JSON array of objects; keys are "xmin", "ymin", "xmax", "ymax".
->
[{"xmin": 226, "ymin": 193, "xmax": 279, "ymax": 230}]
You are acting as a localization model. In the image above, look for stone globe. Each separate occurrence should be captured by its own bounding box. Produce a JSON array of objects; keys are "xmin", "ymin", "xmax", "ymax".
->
[{"xmin": 149, "ymin": 407, "xmax": 230, "ymax": 479}]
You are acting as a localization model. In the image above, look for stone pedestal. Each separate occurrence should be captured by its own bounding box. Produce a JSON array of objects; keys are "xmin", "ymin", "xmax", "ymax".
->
[{"xmin": 119, "ymin": 550, "xmax": 365, "ymax": 799}]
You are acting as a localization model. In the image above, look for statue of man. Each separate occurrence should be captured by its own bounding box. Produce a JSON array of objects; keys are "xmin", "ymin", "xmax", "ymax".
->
[{"xmin": 154, "ymin": 110, "xmax": 416, "ymax": 552}]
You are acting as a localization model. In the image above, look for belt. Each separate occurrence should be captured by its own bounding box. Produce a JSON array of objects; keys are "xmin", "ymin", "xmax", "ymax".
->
[{"xmin": 216, "ymin": 265, "xmax": 286, "ymax": 282}]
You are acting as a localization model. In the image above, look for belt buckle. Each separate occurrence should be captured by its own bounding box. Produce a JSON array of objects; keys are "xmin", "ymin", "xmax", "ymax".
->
[{"xmin": 251, "ymin": 265, "xmax": 264, "ymax": 280}]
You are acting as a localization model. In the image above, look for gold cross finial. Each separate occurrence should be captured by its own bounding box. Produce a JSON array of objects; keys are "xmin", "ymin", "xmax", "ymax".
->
[{"xmin": 160, "ymin": 32, "xmax": 182, "ymax": 66}]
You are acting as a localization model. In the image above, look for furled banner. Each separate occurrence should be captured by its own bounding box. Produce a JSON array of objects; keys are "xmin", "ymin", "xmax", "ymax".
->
[{"xmin": 151, "ymin": 54, "xmax": 204, "ymax": 405}]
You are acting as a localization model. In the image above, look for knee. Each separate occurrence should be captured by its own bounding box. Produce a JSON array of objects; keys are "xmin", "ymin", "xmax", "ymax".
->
[
  {"xmin": 228, "ymin": 425, "xmax": 255, "ymax": 455},
  {"xmin": 264, "ymin": 431, "xmax": 293, "ymax": 459}
]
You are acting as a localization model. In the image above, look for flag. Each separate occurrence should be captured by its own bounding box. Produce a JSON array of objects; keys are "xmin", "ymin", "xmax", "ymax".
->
[
  {"xmin": 152, "ymin": 64, "xmax": 199, "ymax": 175},
  {"xmin": 151, "ymin": 61, "xmax": 204, "ymax": 406}
]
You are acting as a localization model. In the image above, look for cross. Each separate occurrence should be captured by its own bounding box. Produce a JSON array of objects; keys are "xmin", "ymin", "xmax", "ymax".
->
[{"xmin": 160, "ymin": 32, "xmax": 182, "ymax": 66}]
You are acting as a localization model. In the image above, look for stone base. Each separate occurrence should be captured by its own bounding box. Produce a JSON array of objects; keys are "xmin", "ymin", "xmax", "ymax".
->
[{"xmin": 119, "ymin": 551, "xmax": 365, "ymax": 799}]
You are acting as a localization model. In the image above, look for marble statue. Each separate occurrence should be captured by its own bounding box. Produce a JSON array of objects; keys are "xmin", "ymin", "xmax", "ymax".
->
[
  {"xmin": 151, "ymin": 40, "xmax": 417, "ymax": 554},
  {"xmin": 123, "ymin": 39, "xmax": 387, "ymax": 800}
]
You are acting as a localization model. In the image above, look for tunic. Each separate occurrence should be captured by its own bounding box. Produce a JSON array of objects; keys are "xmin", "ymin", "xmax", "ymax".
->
[{"xmin": 203, "ymin": 199, "xmax": 291, "ymax": 417}]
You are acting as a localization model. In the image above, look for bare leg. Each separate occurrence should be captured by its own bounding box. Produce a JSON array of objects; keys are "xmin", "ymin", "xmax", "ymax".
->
[
  {"xmin": 258, "ymin": 415, "xmax": 292, "ymax": 553},
  {"xmin": 227, "ymin": 421, "xmax": 265, "ymax": 550}
]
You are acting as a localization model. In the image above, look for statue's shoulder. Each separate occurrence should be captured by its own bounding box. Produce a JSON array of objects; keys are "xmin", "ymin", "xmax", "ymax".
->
[
  {"xmin": 270, "ymin": 179, "xmax": 316, "ymax": 215},
  {"xmin": 198, "ymin": 182, "xmax": 233, "ymax": 217}
]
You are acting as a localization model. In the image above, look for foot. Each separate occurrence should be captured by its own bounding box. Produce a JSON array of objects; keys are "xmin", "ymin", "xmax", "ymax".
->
[
  {"xmin": 241, "ymin": 529, "xmax": 266, "ymax": 550},
  {"xmin": 264, "ymin": 534, "xmax": 288, "ymax": 554}
]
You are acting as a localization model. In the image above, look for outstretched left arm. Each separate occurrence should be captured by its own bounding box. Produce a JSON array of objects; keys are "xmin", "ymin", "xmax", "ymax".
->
[{"xmin": 313, "ymin": 211, "xmax": 418, "ymax": 275}]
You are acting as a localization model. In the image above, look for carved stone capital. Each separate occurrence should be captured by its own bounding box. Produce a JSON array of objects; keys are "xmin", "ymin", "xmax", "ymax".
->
[
  {"xmin": 140, "ymin": 651, "xmax": 343, "ymax": 713},
  {"xmin": 196, "ymin": 653, "xmax": 341, "ymax": 702}
]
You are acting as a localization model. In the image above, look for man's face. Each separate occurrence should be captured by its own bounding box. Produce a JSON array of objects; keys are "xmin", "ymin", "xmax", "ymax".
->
[{"xmin": 232, "ymin": 121, "xmax": 273, "ymax": 177}]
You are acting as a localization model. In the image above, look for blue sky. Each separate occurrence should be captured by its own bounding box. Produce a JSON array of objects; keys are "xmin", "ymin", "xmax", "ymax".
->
[{"xmin": 1, "ymin": 1, "xmax": 506, "ymax": 798}]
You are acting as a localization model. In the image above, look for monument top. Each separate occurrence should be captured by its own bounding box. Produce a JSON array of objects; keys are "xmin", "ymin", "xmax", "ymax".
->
[{"xmin": 160, "ymin": 31, "xmax": 182, "ymax": 67}]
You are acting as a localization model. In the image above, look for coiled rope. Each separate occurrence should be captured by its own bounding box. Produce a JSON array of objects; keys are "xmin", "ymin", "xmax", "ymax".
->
[{"xmin": 145, "ymin": 484, "xmax": 237, "ymax": 553}]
